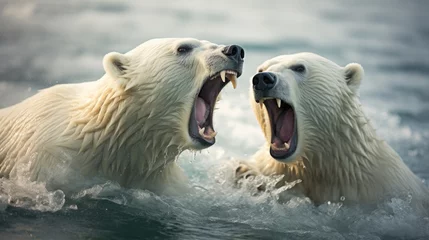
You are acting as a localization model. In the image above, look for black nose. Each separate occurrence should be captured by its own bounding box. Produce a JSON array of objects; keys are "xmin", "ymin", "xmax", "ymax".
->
[
  {"xmin": 222, "ymin": 45, "xmax": 245, "ymax": 61},
  {"xmin": 252, "ymin": 72, "xmax": 277, "ymax": 91}
]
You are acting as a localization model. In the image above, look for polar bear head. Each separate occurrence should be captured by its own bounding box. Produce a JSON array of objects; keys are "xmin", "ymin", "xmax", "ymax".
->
[
  {"xmin": 102, "ymin": 38, "xmax": 244, "ymax": 151},
  {"xmin": 250, "ymin": 52, "xmax": 364, "ymax": 163}
]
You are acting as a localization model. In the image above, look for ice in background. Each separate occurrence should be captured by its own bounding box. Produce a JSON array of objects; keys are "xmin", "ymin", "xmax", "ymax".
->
[{"xmin": 0, "ymin": 0, "xmax": 429, "ymax": 239}]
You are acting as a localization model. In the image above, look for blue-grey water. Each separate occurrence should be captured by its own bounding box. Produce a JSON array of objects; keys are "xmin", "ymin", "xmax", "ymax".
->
[{"xmin": 1, "ymin": 0, "xmax": 429, "ymax": 239}]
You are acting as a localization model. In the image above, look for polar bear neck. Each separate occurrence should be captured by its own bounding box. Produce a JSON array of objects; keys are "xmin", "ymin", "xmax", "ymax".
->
[
  {"xmin": 304, "ymin": 98, "xmax": 380, "ymax": 168},
  {"xmin": 298, "ymin": 96, "xmax": 413, "ymax": 201},
  {"xmin": 64, "ymin": 77, "xmax": 184, "ymax": 185}
]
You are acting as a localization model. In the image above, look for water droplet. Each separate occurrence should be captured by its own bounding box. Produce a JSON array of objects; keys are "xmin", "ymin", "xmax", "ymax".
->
[
  {"xmin": 340, "ymin": 196, "xmax": 345, "ymax": 201},
  {"xmin": 68, "ymin": 204, "xmax": 78, "ymax": 210},
  {"xmin": 190, "ymin": 151, "xmax": 197, "ymax": 163}
]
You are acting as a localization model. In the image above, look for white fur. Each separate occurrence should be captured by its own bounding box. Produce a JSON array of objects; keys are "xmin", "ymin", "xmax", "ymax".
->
[
  {"xmin": 238, "ymin": 53, "xmax": 428, "ymax": 210},
  {"xmin": 0, "ymin": 38, "xmax": 230, "ymax": 195}
]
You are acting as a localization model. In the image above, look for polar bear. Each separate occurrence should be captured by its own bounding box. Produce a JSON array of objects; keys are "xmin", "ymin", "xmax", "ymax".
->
[
  {"xmin": 0, "ymin": 38, "xmax": 244, "ymax": 195},
  {"xmin": 236, "ymin": 53, "xmax": 428, "ymax": 209}
]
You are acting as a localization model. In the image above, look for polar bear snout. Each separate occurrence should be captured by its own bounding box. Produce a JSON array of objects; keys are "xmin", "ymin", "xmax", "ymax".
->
[
  {"xmin": 252, "ymin": 72, "xmax": 279, "ymax": 102},
  {"xmin": 222, "ymin": 45, "xmax": 245, "ymax": 63},
  {"xmin": 252, "ymin": 72, "xmax": 277, "ymax": 91}
]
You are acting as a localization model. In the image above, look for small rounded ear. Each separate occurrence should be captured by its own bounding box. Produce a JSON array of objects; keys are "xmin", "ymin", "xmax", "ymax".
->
[
  {"xmin": 103, "ymin": 52, "xmax": 130, "ymax": 88},
  {"xmin": 344, "ymin": 63, "xmax": 364, "ymax": 95}
]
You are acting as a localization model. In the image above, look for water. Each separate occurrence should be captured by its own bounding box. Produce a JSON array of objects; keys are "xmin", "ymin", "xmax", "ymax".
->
[{"xmin": 1, "ymin": 0, "xmax": 429, "ymax": 239}]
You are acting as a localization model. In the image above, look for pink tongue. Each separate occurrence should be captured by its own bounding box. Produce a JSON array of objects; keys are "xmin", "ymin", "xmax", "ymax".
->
[
  {"xmin": 276, "ymin": 108, "xmax": 295, "ymax": 142},
  {"xmin": 195, "ymin": 97, "xmax": 208, "ymax": 125}
]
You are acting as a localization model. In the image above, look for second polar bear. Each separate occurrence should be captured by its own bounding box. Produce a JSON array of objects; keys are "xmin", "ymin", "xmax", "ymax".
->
[
  {"xmin": 236, "ymin": 53, "xmax": 428, "ymax": 209},
  {"xmin": 0, "ymin": 38, "xmax": 244, "ymax": 195}
]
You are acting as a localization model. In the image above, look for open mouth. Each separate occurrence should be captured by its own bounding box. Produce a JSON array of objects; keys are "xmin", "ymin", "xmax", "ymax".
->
[
  {"xmin": 259, "ymin": 98, "xmax": 298, "ymax": 159},
  {"xmin": 189, "ymin": 70, "xmax": 240, "ymax": 147}
]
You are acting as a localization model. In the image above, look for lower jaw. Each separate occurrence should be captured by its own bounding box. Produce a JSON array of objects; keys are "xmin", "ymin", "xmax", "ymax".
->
[
  {"xmin": 269, "ymin": 138, "xmax": 297, "ymax": 161},
  {"xmin": 270, "ymin": 149, "xmax": 294, "ymax": 160},
  {"xmin": 188, "ymin": 134, "xmax": 215, "ymax": 150}
]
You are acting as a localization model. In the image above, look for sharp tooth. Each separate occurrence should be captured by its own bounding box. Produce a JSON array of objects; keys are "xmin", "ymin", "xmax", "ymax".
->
[
  {"xmin": 276, "ymin": 99, "xmax": 281, "ymax": 108},
  {"xmin": 284, "ymin": 142, "xmax": 290, "ymax": 150},
  {"xmin": 259, "ymin": 102, "xmax": 263, "ymax": 108},
  {"xmin": 220, "ymin": 70, "xmax": 226, "ymax": 82},
  {"xmin": 229, "ymin": 74, "xmax": 237, "ymax": 89},
  {"xmin": 270, "ymin": 143, "xmax": 278, "ymax": 150},
  {"xmin": 204, "ymin": 127, "xmax": 217, "ymax": 138},
  {"xmin": 209, "ymin": 131, "xmax": 217, "ymax": 138},
  {"xmin": 199, "ymin": 127, "xmax": 205, "ymax": 136}
]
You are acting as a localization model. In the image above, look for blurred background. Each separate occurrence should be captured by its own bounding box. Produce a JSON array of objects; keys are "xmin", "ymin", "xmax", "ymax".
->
[{"xmin": 1, "ymin": 0, "xmax": 429, "ymax": 239}]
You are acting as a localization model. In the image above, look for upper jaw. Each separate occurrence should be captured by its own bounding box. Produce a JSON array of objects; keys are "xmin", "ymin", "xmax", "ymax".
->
[
  {"xmin": 254, "ymin": 87, "xmax": 294, "ymax": 110},
  {"xmin": 188, "ymin": 66, "xmax": 242, "ymax": 149},
  {"xmin": 253, "ymin": 86, "xmax": 286, "ymax": 104},
  {"xmin": 210, "ymin": 69, "xmax": 241, "ymax": 89},
  {"xmin": 255, "ymin": 95, "xmax": 292, "ymax": 107},
  {"xmin": 210, "ymin": 58, "xmax": 243, "ymax": 81}
]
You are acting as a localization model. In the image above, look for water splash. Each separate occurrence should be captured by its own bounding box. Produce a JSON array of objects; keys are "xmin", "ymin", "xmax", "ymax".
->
[
  {"xmin": 0, "ymin": 157, "xmax": 66, "ymax": 212},
  {"xmin": 0, "ymin": 178, "xmax": 65, "ymax": 212}
]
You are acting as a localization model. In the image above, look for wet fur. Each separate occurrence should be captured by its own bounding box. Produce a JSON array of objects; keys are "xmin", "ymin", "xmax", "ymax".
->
[
  {"xmin": 0, "ymin": 38, "xmax": 231, "ymax": 194},
  {"xmin": 237, "ymin": 53, "xmax": 429, "ymax": 211}
]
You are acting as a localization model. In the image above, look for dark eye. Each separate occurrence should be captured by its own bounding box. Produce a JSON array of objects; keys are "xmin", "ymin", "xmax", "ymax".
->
[
  {"xmin": 291, "ymin": 64, "xmax": 305, "ymax": 73},
  {"xmin": 177, "ymin": 45, "xmax": 193, "ymax": 54}
]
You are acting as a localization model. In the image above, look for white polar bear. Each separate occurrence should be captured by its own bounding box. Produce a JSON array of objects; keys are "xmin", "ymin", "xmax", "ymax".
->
[
  {"xmin": 236, "ymin": 53, "xmax": 428, "ymax": 209},
  {"xmin": 0, "ymin": 38, "xmax": 244, "ymax": 195}
]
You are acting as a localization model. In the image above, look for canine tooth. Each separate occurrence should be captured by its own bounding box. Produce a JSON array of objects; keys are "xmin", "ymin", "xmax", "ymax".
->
[
  {"xmin": 229, "ymin": 74, "xmax": 237, "ymax": 89},
  {"xmin": 198, "ymin": 127, "xmax": 205, "ymax": 136},
  {"xmin": 270, "ymin": 143, "xmax": 279, "ymax": 150},
  {"xmin": 259, "ymin": 102, "xmax": 264, "ymax": 108},
  {"xmin": 284, "ymin": 142, "xmax": 290, "ymax": 149},
  {"xmin": 208, "ymin": 130, "xmax": 217, "ymax": 138},
  {"xmin": 276, "ymin": 99, "xmax": 281, "ymax": 108},
  {"xmin": 220, "ymin": 70, "xmax": 226, "ymax": 82}
]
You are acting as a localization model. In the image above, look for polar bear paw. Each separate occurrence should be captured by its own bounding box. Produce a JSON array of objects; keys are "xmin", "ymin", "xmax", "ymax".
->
[
  {"xmin": 234, "ymin": 162, "xmax": 265, "ymax": 191},
  {"xmin": 235, "ymin": 163, "xmax": 259, "ymax": 179}
]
